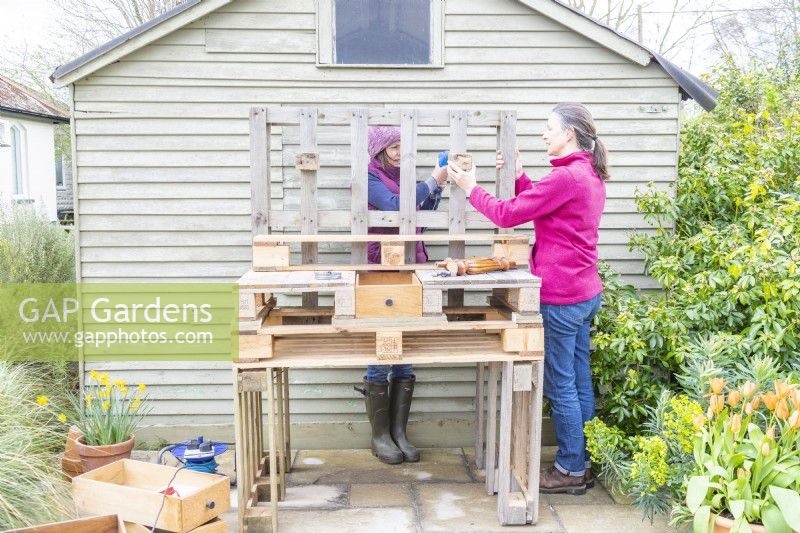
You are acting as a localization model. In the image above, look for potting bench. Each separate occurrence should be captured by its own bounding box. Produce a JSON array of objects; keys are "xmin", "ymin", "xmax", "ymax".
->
[{"xmin": 232, "ymin": 106, "xmax": 545, "ymax": 532}]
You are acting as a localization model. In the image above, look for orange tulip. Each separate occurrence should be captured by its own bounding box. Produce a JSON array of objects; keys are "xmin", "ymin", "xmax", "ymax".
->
[
  {"xmin": 766, "ymin": 426, "xmax": 776, "ymax": 440},
  {"xmin": 751, "ymin": 395, "xmax": 762, "ymax": 410},
  {"xmin": 742, "ymin": 381, "xmax": 758, "ymax": 399},
  {"xmin": 762, "ymin": 391, "xmax": 778, "ymax": 411},
  {"xmin": 737, "ymin": 467, "xmax": 749, "ymax": 480},
  {"xmin": 774, "ymin": 380, "xmax": 791, "ymax": 399},
  {"xmin": 710, "ymin": 377, "xmax": 726, "ymax": 394},
  {"xmin": 761, "ymin": 442, "xmax": 771, "ymax": 456},
  {"xmin": 710, "ymin": 394, "xmax": 725, "ymax": 414},
  {"xmin": 791, "ymin": 389, "xmax": 800, "ymax": 410},
  {"xmin": 788, "ymin": 410, "xmax": 800, "ymax": 429},
  {"xmin": 745, "ymin": 402, "xmax": 754, "ymax": 415},
  {"xmin": 692, "ymin": 413, "xmax": 706, "ymax": 430},
  {"xmin": 727, "ymin": 390, "xmax": 741, "ymax": 407},
  {"xmin": 729, "ymin": 413, "xmax": 742, "ymax": 434},
  {"xmin": 776, "ymin": 399, "xmax": 790, "ymax": 420}
]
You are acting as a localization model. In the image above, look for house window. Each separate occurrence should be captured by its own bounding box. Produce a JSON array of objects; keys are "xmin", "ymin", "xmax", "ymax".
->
[
  {"xmin": 10, "ymin": 125, "xmax": 23, "ymax": 196},
  {"xmin": 55, "ymin": 156, "xmax": 64, "ymax": 187},
  {"xmin": 317, "ymin": 0, "xmax": 444, "ymax": 67}
]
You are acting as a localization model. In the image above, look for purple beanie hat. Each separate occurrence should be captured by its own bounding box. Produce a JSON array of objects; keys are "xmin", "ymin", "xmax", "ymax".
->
[{"xmin": 368, "ymin": 126, "xmax": 401, "ymax": 160}]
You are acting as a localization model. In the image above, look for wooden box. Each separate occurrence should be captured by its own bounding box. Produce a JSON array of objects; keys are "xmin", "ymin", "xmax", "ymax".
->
[
  {"xmin": 13, "ymin": 514, "xmax": 128, "ymax": 532},
  {"xmin": 125, "ymin": 517, "xmax": 227, "ymax": 533},
  {"xmin": 355, "ymin": 272, "xmax": 422, "ymax": 318},
  {"xmin": 73, "ymin": 459, "xmax": 230, "ymax": 533}
]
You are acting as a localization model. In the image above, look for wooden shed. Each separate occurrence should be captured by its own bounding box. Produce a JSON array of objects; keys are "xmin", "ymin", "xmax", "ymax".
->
[{"xmin": 52, "ymin": 0, "xmax": 716, "ymax": 446}]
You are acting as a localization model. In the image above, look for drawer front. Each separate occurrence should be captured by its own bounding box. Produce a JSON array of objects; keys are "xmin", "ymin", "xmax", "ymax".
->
[{"xmin": 355, "ymin": 284, "xmax": 422, "ymax": 318}]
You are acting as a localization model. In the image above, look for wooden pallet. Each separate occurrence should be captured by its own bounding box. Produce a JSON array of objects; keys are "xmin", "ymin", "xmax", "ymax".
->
[{"xmin": 235, "ymin": 106, "xmax": 544, "ymax": 531}]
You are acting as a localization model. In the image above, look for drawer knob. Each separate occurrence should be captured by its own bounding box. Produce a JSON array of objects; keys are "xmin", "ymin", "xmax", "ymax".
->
[{"xmin": 385, "ymin": 298, "xmax": 394, "ymax": 307}]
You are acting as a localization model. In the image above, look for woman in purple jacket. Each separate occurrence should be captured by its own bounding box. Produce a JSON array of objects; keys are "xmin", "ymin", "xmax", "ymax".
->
[
  {"xmin": 360, "ymin": 126, "xmax": 448, "ymax": 464},
  {"xmin": 448, "ymin": 103, "xmax": 608, "ymax": 495}
]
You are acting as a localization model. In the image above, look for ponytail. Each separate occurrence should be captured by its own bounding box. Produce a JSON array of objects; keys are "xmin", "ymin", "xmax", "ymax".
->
[{"xmin": 552, "ymin": 102, "xmax": 610, "ymax": 181}]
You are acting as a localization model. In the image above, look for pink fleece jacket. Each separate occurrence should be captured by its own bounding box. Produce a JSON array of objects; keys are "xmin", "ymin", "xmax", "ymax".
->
[{"xmin": 469, "ymin": 151, "xmax": 606, "ymax": 305}]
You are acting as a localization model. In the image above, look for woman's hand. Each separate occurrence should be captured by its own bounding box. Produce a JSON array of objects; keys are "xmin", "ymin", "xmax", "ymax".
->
[
  {"xmin": 432, "ymin": 164, "xmax": 448, "ymax": 188},
  {"xmin": 496, "ymin": 148, "xmax": 524, "ymax": 179},
  {"xmin": 447, "ymin": 161, "xmax": 477, "ymax": 196}
]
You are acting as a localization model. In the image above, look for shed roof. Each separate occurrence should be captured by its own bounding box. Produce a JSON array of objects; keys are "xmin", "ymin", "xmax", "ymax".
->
[
  {"xmin": 51, "ymin": 0, "xmax": 717, "ymax": 110},
  {"xmin": 0, "ymin": 75, "xmax": 69, "ymax": 123}
]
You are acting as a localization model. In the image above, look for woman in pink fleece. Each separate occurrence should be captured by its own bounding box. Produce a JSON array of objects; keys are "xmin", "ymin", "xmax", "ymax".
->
[{"xmin": 448, "ymin": 102, "xmax": 607, "ymax": 496}]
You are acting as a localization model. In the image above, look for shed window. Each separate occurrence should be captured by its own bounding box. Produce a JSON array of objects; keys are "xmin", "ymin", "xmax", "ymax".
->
[
  {"xmin": 317, "ymin": 0, "xmax": 443, "ymax": 67},
  {"xmin": 11, "ymin": 125, "xmax": 23, "ymax": 196}
]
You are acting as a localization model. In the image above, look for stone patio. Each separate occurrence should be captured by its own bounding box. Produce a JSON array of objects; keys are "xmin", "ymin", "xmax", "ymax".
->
[{"xmin": 133, "ymin": 446, "xmax": 683, "ymax": 532}]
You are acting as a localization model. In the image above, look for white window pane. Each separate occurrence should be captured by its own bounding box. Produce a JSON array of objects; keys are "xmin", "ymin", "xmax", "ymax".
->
[
  {"xmin": 11, "ymin": 126, "xmax": 22, "ymax": 195},
  {"xmin": 334, "ymin": 0, "xmax": 431, "ymax": 64}
]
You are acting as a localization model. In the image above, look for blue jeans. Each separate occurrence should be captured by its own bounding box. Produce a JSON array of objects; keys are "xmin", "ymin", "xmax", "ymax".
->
[
  {"xmin": 365, "ymin": 364, "xmax": 415, "ymax": 384},
  {"xmin": 541, "ymin": 293, "xmax": 602, "ymax": 476}
]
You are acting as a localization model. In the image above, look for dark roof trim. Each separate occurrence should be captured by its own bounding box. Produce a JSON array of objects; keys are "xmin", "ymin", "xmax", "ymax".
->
[
  {"xmin": 651, "ymin": 53, "xmax": 719, "ymax": 111},
  {"xmin": 50, "ymin": 0, "xmax": 201, "ymax": 82},
  {"xmin": 0, "ymin": 106, "xmax": 70, "ymax": 124}
]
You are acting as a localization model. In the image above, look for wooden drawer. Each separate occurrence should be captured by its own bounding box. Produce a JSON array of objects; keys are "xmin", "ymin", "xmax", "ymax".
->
[
  {"xmin": 355, "ymin": 272, "xmax": 422, "ymax": 318},
  {"xmin": 73, "ymin": 459, "xmax": 230, "ymax": 533}
]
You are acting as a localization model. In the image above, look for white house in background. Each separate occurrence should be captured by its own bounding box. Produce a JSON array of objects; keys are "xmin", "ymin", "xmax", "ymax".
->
[{"xmin": 0, "ymin": 75, "xmax": 69, "ymax": 221}]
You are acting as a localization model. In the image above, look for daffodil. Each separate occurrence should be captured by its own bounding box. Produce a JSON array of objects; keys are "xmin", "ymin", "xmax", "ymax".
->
[
  {"xmin": 35, "ymin": 395, "xmax": 49, "ymax": 407},
  {"xmin": 138, "ymin": 383, "xmax": 146, "ymax": 393},
  {"xmin": 113, "ymin": 379, "xmax": 126, "ymax": 389},
  {"xmin": 130, "ymin": 398, "xmax": 141, "ymax": 411},
  {"xmin": 57, "ymin": 413, "xmax": 67, "ymax": 423},
  {"xmin": 85, "ymin": 394, "xmax": 94, "ymax": 404},
  {"xmin": 100, "ymin": 373, "xmax": 110, "ymax": 386},
  {"xmin": 89, "ymin": 369, "xmax": 100, "ymax": 381},
  {"xmin": 102, "ymin": 400, "xmax": 110, "ymax": 411}
]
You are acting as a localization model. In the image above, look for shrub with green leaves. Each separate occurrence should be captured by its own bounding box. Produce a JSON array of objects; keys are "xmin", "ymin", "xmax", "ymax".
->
[
  {"xmin": 0, "ymin": 200, "xmax": 74, "ymax": 283},
  {"xmin": 591, "ymin": 61, "xmax": 800, "ymax": 434}
]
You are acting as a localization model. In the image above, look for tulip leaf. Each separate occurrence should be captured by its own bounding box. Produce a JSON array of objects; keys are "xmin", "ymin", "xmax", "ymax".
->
[
  {"xmin": 688, "ymin": 476, "xmax": 709, "ymax": 513},
  {"xmin": 761, "ymin": 502, "xmax": 791, "ymax": 533},
  {"xmin": 693, "ymin": 505, "xmax": 712, "ymax": 533},
  {"xmin": 770, "ymin": 486, "xmax": 800, "ymax": 530}
]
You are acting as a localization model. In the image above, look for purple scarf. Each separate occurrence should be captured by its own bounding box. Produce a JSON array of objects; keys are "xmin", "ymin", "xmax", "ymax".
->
[{"xmin": 367, "ymin": 159, "xmax": 428, "ymax": 264}]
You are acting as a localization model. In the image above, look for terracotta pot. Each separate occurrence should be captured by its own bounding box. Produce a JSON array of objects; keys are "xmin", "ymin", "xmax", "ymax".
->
[
  {"xmin": 75, "ymin": 434, "xmax": 135, "ymax": 473},
  {"xmin": 62, "ymin": 426, "xmax": 85, "ymax": 479},
  {"xmin": 714, "ymin": 515, "xmax": 767, "ymax": 533}
]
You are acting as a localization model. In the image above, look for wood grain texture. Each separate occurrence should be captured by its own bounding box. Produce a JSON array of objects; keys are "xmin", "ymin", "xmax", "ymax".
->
[
  {"xmin": 400, "ymin": 110, "xmax": 418, "ymax": 263},
  {"xmin": 249, "ymin": 107, "xmax": 269, "ymax": 237},
  {"xmin": 350, "ymin": 108, "xmax": 369, "ymax": 264},
  {"xmin": 299, "ymin": 107, "xmax": 319, "ymax": 307}
]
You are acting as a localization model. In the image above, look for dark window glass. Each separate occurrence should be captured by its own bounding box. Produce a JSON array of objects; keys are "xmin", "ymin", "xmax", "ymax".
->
[
  {"xmin": 334, "ymin": 0, "xmax": 431, "ymax": 64},
  {"xmin": 55, "ymin": 156, "xmax": 64, "ymax": 187}
]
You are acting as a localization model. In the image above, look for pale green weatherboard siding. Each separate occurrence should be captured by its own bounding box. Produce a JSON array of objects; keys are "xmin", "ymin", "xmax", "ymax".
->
[{"xmin": 74, "ymin": 0, "xmax": 679, "ymax": 446}]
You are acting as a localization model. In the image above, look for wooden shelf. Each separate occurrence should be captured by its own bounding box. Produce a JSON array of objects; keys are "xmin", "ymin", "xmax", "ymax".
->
[
  {"xmin": 254, "ymin": 233, "xmax": 529, "ymax": 244},
  {"xmin": 235, "ymin": 330, "xmax": 542, "ymax": 369}
]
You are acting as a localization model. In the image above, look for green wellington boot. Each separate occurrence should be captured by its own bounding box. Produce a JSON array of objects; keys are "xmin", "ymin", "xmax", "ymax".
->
[
  {"xmin": 389, "ymin": 378, "xmax": 420, "ymax": 462},
  {"xmin": 363, "ymin": 380, "xmax": 404, "ymax": 464}
]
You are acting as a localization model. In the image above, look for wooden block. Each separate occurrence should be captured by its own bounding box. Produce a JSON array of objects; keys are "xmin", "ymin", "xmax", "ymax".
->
[
  {"xmin": 294, "ymin": 151, "xmax": 319, "ymax": 170},
  {"xmin": 376, "ymin": 331, "xmax": 403, "ymax": 360},
  {"xmin": 355, "ymin": 272, "xmax": 422, "ymax": 319},
  {"xmin": 450, "ymin": 152, "xmax": 473, "ymax": 171},
  {"xmin": 253, "ymin": 244, "xmax": 290, "ymax": 271},
  {"xmin": 72, "ymin": 459, "xmax": 230, "ymax": 533},
  {"xmin": 499, "ymin": 492, "xmax": 528, "ymax": 525},
  {"xmin": 491, "ymin": 241, "xmax": 530, "ymax": 265},
  {"xmin": 422, "ymin": 288, "xmax": 443, "ymax": 315},
  {"xmin": 334, "ymin": 288, "xmax": 355, "ymax": 318},
  {"xmin": 501, "ymin": 328, "xmax": 544, "ymax": 353},
  {"xmin": 239, "ymin": 292, "xmax": 267, "ymax": 320},
  {"xmin": 512, "ymin": 363, "xmax": 533, "ymax": 392},
  {"xmin": 380, "ymin": 241, "xmax": 405, "ymax": 266},
  {"xmin": 237, "ymin": 371, "xmax": 268, "ymax": 392},
  {"xmin": 14, "ymin": 514, "xmax": 128, "ymax": 533},
  {"xmin": 237, "ymin": 334, "xmax": 274, "ymax": 362}
]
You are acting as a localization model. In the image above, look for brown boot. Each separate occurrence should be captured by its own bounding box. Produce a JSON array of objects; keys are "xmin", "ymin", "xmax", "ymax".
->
[
  {"xmin": 539, "ymin": 465, "xmax": 587, "ymax": 495},
  {"xmin": 584, "ymin": 466, "xmax": 595, "ymax": 489}
]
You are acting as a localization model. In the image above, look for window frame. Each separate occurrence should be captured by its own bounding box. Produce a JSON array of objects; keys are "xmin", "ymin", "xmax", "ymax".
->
[
  {"xmin": 10, "ymin": 124, "xmax": 26, "ymax": 198},
  {"xmin": 316, "ymin": 0, "xmax": 444, "ymax": 68}
]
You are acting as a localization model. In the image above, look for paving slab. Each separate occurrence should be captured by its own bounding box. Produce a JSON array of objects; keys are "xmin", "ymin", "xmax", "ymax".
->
[
  {"xmin": 278, "ymin": 484, "xmax": 349, "ymax": 509},
  {"xmin": 416, "ymin": 482, "xmax": 562, "ymax": 533},
  {"xmin": 278, "ymin": 507, "xmax": 415, "ymax": 533},
  {"xmin": 349, "ymin": 483, "xmax": 413, "ymax": 508},
  {"xmin": 555, "ymin": 504, "xmax": 677, "ymax": 533},
  {"xmin": 290, "ymin": 448, "xmax": 471, "ymax": 485}
]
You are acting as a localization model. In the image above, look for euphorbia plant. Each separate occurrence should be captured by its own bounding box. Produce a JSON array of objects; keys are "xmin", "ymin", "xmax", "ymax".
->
[{"xmin": 683, "ymin": 378, "xmax": 800, "ymax": 533}]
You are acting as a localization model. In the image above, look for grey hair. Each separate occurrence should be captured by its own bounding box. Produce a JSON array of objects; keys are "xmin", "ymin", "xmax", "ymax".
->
[{"xmin": 552, "ymin": 102, "xmax": 609, "ymax": 181}]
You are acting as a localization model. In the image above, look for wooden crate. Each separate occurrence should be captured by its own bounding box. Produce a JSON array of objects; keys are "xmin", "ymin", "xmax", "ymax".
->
[
  {"xmin": 72, "ymin": 459, "xmax": 230, "ymax": 533},
  {"xmin": 13, "ymin": 514, "xmax": 128, "ymax": 533},
  {"xmin": 355, "ymin": 272, "xmax": 422, "ymax": 318}
]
